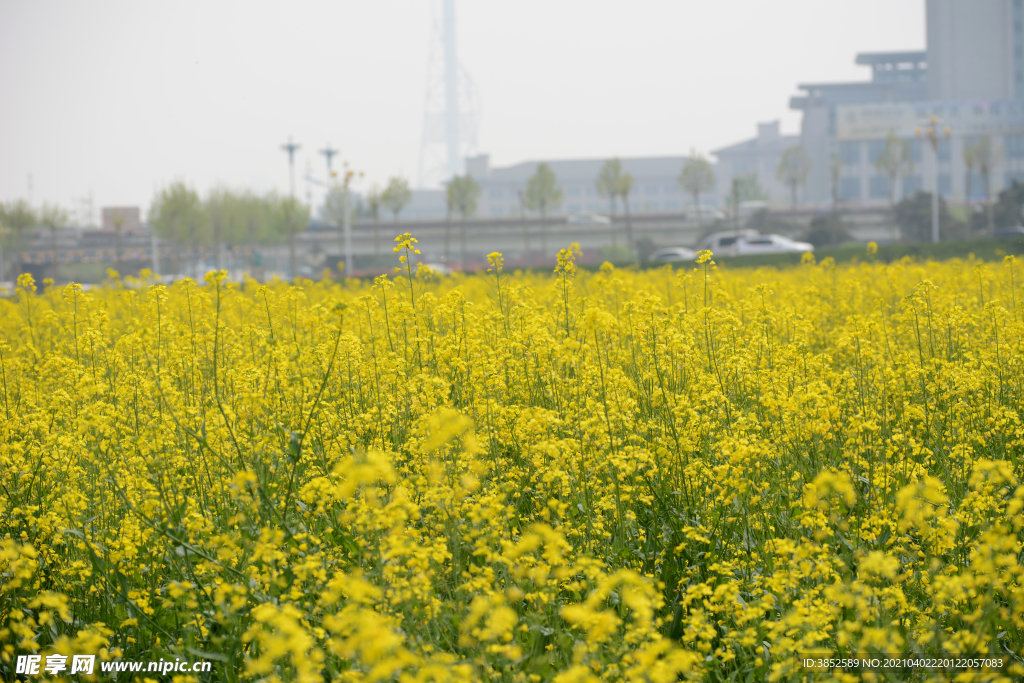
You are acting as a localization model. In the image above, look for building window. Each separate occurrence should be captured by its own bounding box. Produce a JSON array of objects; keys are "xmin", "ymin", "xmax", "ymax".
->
[
  {"xmin": 664, "ymin": 200, "xmax": 679, "ymax": 210},
  {"xmin": 840, "ymin": 177, "xmax": 861, "ymax": 200},
  {"xmin": 937, "ymin": 139, "xmax": 951, "ymax": 162},
  {"xmin": 938, "ymin": 173, "xmax": 952, "ymax": 197},
  {"xmin": 586, "ymin": 202, "xmax": 600, "ymax": 212},
  {"xmin": 867, "ymin": 141, "xmax": 886, "ymax": 164},
  {"xmin": 586, "ymin": 187, "xmax": 598, "ymax": 197},
  {"xmin": 841, "ymin": 142, "xmax": 860, "ymax": 165},
  {"xmin": 490, "ymin": 207, "xmax": 504, "ymax": 216},
  {"xmin": 663, "ymin": 184, "xmax": 678, "ymax": 194},
  {"xmin": 869, "ymin": 176, "xmax": 890, "ymax": 199},
  {"xmin": 908, "ymin": 140, "xmax": 922, "ymax": 162},
  {"xmin": 567, "ymin": 203, "xmax": 581, "ymax": 214},
  {"xmin": 902, "ymin": 175, "xmax": 922, "ymax": 197},
  {"xmin": 1007, "ymin": 135, "xmax": 1024, "ymax": 158},
  {"xmin": 567, "ymin": 186, "xmax": 581, "ymax": 197},
  {"xmin": 645, "ymin": 184, "xmax": 659, "ymax": 195},
  {"xmin": 966, "ymin": 172, "xmax": 987, "ymax": 200},
  {"xmin": 489, "ymin": 189, "xmax": 504, "ymax": 200}
]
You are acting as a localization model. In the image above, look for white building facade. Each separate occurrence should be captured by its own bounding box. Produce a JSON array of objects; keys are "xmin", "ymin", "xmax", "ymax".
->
[{"xmin": 787, "ymin": 0, "xmax": 1024, "ymax": 209}]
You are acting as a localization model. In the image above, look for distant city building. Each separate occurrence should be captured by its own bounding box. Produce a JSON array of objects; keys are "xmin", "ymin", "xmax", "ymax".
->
[
  {"xmin": 402, "ymin": 189, "xmax": 447, "ymax": 221},
  {"xmin": 101, "ymin": 206, "xmax": 142, "ymax": 232},
  {"xmin": 404, "ymin": 154, "xmax": 704, "ymax": 221},
  {"xmin": 465, "ymin": 154, "xmax": 700, "ymax": 218},
  {"xmin": 791, "ymin": 51, "xmax": 929, "ymax": 205},
  {"xmin": 927, "ymin": 0, "xmax": 1023, "ymax": 101},
  {"xmin": 783, "ymin": 0, "xmax": 1024, "ymax": 208},
  {"xmin": 712, "ymin": 121, "xmax": 800, "ymax": 207}
]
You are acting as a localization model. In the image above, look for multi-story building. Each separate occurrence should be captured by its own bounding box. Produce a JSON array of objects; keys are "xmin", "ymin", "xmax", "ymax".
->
[
  {"xmin": 927, "ymin": 0, "xmax": 1024, "ymax": 101},
  {"xmin": 402, "ymin": 153, "xmax": 703, "ymax": 221},
  {"xmin": 465, "ymin": 154, "xmax": 699, "ymax": 218},
  {"xmin": 785, "ymin": 0, "xmax": 1024, "ymax": 208},
  {"xmin": 711, "ymin": 121, "xmax": 800, "ymax": 207}
]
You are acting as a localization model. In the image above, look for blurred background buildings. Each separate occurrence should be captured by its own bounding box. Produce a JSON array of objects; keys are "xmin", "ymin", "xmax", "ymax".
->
[{"xmin": 4, "ymin": 0, "xmax": 1024, "ymax": 282}]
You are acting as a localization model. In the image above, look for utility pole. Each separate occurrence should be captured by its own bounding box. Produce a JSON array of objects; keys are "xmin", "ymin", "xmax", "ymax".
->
[
  {"xmin": 305, "ymin": 159, "xmax": 313, "ymax": 209},
  {"xmin": 320, "ymin": 145, "xmax": 340, "ymax": 224},
  {"xmin": 151, "ymin": 230, "xmax": 159, "ymax": 274},
  {"xmin": 343, "ymin": 180, "xmax": 353, "ymax": 279},
  {"xmin": 917, "ymin": 115, "xmax": 950, "ymax": 244},
  {"xmin": 281, "ymin": 137, "xmax": 301, "ymax": 197},
  {"xmin": 443, "ymin": 0, "xmax": 459, "ymax": 180},
  {"xmin": 319, "ymin": 144, "xmax": 339, "ymax": 180},
  {"xmin": 281, "ymin": 137, "xmax": 301, "ymax": 278}
]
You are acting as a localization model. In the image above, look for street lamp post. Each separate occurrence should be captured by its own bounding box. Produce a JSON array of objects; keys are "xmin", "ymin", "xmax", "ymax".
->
[
  {"xmin": 281, "ymin": 137, "xmax": 301, "ymax": 198},
  {"xmin": 916, "ymin": 116, "xmax": 951, "ymax": 244},
  {"xmin": 280, "ymin": 137, "xmax": 301, "ymax": 278}
]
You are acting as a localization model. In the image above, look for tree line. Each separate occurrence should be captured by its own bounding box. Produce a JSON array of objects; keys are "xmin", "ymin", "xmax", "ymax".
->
[
  {"xmin": 0, "ymin": 184, "xmax": 313, "ymax": 280},
  {"xmin": 148, "ymin": 183, "xmax": 310, "ymax": 276},
  {"xmin": 416, "ymin": 153, "xmax": 724, "ymax": 267}
]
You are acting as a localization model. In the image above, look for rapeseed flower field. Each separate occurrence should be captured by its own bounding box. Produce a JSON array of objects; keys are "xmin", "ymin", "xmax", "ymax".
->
[{"xmin": 1, "ymin": 235, "xmax": 1023, "ymax": 682}]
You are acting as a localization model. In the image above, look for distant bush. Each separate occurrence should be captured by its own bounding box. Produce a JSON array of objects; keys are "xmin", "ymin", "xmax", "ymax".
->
[{"xmin": 801, "ymin": 213, "xmax": 852, "ymax": 247}]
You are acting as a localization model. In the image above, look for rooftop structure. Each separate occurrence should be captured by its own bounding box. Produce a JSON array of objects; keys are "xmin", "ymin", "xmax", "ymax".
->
[
  {"xmin": 782, "ymin": 1, "xmax": 1024, "ymax": 209},
  {"xmin": 101, "ymin": 206, "xmax": 142, "ymax": 232},
  {"xmin": 711, "ymin": 121, "xmax": 800, "ymax": 207}
]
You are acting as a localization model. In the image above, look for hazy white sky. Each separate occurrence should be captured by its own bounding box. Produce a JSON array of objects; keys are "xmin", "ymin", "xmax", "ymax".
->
[{"xmin": 0, "ymin": 0, "xmax": 924, "ymax": 220}]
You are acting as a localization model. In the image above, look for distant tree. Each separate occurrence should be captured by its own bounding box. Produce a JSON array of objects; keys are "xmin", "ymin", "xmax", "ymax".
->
[
  {"xmin": 617, "ymin": 170, "xmax": 635, "ymax": 255},
  {"xmin": 0, "ymin": 199, "xmax": 36, "ymax": 277},
  {"xmin": 381, "ymin": 176, "xmax": 412, "ymax": 236},
  {"xmin": 596, "ymin": 159, "xmax": 621, "ymax": 246},
  {"xmin": 149, "ymin": 182, "xmax": 203, "ymax": 276},
  {"xmin": 444, "ymin": 181, "xmax": 456, "ymax": 265},
  {"xmin": 39, "ymin": 203, "xmax": 68, "ymax": 282},
  {"xmin": 726, "ymin": 174, "xmax": 767, "ymax": 227},
  {"xmin": 447, "ymin": 174, "xmax": 480, "ymax": 271},
  {"xmin": 991, "ymin": 179, "xmax": 1024, "ymax": 229},
  {"xmin": 966, "ymin": 136, "xmax": 996, "ymax": 235},
  {"xmin": 220, "ymin": 191, "xmax": 248, "ymax": 261},
  {"xmin": 279, "ymin": 196, "xmax": 308, "ymax": 277},
  {"xmin": 829, "ymin": 154, "xmax": 843, "ymax": 215},
  {"xmin": 111, "ymin": 213, "xmax": 125, "ymax": 274},
  {"xmin": 365, "ymin": 185, "xmax": 383, "ymax": 262},
  {"xmin": 962, "ymin": 139, "xmax": 979, "ymax": 225},
  {"xmin": 323, "ymin": 183, "xmax": 351, "ymax": 267},
  {"xmin": 873, "ymin": 131, "xmax": 914, "ymax": 208},
  {"xmin": 801, "ymin": 214, "xmax": 852, "ymax": 247},
  {"xmin": 524, "ymin": 163, "xmax": 564, "ymax": 261},
  {"xmin": 776, "ymin": 145, "xmax": 812, "ymax": 211},
  {"xmin": 517, "ymin": 190, "xmax": 531, "ymax": 263},
  {"xmin": 894, "ymin": 191, "xmax": 966, "ymax": 242},
  {"xmin": 322, "ymin": 168, "xmax": 360, "ymax": 273},
  {"xmin": 635, "ymin": 235, "xmax": 658, "ymax": 262},
  {"xmin": 237, "ymin": 191, "xmax": 269, "ymax": 272},
  {"xmin": 678, "ymin": 151, "xmax": 715, "ymax": 228},
  {"xmin": 205, "ymin": 188, "xmax": 234, "ymax": 269}
]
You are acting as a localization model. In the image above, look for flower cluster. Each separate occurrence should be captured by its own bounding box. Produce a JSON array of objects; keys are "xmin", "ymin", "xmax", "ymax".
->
[{"xmin": 0, "ymin": 252, "xmax": 1022, "ymax": 681}]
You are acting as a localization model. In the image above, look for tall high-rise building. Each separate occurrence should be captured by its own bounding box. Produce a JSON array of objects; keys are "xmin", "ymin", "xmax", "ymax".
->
[
  {"xmin": 756, "ymin": 0, "xmax": 1024, "ymax": 209},
  {"xmin": 927, "ymin": 0, "xmax": 1024, "ymax": 101}
]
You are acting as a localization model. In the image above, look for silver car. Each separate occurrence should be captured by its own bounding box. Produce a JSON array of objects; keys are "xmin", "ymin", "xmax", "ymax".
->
[
  {"xmin": 735, "ymin": 234, "xmax": 814, "ymax": 255},
  {"xmin": 647, "ymin": 247, "xmax": 697, "ymax": 263}
]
